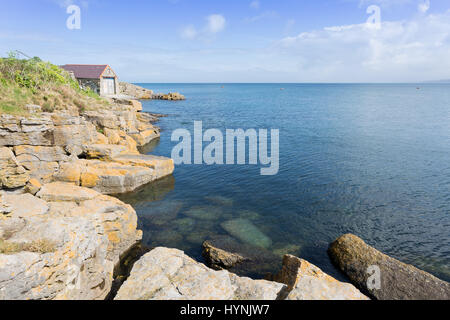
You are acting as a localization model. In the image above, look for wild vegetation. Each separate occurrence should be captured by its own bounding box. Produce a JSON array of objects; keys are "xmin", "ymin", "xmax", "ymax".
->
[{"xmin": 0, "ymin": 51, "xmax": 108, "ymax": 115}]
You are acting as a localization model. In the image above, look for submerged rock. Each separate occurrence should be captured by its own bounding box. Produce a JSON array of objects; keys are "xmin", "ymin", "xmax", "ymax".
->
[
  {"xmin": 272, "ymin": 254, "xmax": 369, "ymax": 300},
  {"xmin": 202, "ymin": 235, "xmax": 281, "ymax": 279},
  {"xmin": 185, "ymin": 230, "xmax": 215, "ymax": 246},
  {"xmin": 239, "ymin": 210, "xmax": 261, "ymax": 221},
  {"xmin": 272, "ymin": 243, "xmax": 302, "ymax": 258},
  {"xmin": 140, "ymin": 201, "xmax": 183, "ymax": 226},
  {"xmin": 221, "ymin": 218, "xmax": 272, "ymax": 249},
  {"xmin": 172, "ymin": 217, "xmax": 196, "ymax": 234},
  {"xmin": 114, "ymin": 247, "xmax": 285, "ymax": 300},
  {"xmin": 205, "ymin": 196, "xmax": 234, "ymax": 207},
  {"xmin": 152, "ymin": 231, "xmax": 184, "ymax": 248},
  {"xmin": 184, "ymin": 206, "xmax": 224, "ymax": 220},
  {"xmin": 328, "ymin": 234, "xmax": 450, "ymax": 300}
]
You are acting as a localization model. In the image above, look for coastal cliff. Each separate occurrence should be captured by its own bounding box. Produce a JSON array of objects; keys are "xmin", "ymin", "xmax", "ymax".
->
[
  {"xmin": 0, "ymin": 57, "xmax": 176, "ymax": 299},
  {"xmin": 0, "ymin": 93, "xmax": 174, "ymax": 299}
]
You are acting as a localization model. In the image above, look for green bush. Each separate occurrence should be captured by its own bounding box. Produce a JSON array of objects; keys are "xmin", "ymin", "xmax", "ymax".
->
[
  {"xmin": 0, "ymin": 52, "xmax": 79, "ymax": 92},
  {"xmin": 0, "ymin": 52, "xmax": 108, "ymax": 115}
]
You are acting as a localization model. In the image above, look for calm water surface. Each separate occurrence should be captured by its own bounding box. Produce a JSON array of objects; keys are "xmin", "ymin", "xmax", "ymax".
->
[{"xmin": 118, "ymin": 84, "xmax": 450, "ymax": 281}]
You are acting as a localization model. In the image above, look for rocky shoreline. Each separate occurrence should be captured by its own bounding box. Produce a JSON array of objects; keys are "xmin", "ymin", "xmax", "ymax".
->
[
  {"xmin": 0, "ymin": 86, "xmax": 174, "ymax": 299},
  {"xmin": 1, "ymin": 83, "xmax": 449, "ymax": 300},
  {"xmin": 119, "ymin": 82, "xmax": 185, "ymax": 101}
]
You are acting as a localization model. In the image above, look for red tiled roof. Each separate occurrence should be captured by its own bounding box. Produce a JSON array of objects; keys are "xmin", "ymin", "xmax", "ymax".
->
[{"xmin": 61, "ymin": 64, "xmax": 109, "ymax": 79}]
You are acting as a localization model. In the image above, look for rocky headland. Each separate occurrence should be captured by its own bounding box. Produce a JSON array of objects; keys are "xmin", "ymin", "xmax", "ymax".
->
[{"xmin": 119, "ymin": 82, "xmax": 185, "ymax": 101}]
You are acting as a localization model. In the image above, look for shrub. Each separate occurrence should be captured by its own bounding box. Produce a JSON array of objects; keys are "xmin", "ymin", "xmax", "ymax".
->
[{"xmin": 0, "ymin": 52, "xmax": 109, "ymax": 115}]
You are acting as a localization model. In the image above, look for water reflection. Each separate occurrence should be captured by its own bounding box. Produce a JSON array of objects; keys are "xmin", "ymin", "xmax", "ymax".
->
[{"xmin": 116, "ymin": 175, "xmax": 175, "ymax": 207}]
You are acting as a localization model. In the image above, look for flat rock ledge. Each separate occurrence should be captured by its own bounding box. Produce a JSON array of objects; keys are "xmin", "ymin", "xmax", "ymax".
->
[
  {"xmin": 328, "ymin": 234, "xmax": 450, "ymax": 300},
  {"xmin": 0, "ymin": 100, "xmax": 174, "ymax": 195},
  {"xmin": 115, "ymin": 247, "xmax": 368, "ymax": 300},
  {"xmin": 0, "ymin": 182, "xmax": 142, "ymax": 300}
]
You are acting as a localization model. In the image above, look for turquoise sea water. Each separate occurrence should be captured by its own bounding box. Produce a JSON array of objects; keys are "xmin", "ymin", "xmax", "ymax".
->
[{"xmin": 118, "ymin": 83, "xmax": 450, "ymax": 281}]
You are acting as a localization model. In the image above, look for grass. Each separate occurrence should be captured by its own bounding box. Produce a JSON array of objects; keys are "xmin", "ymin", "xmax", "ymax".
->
[
  {"xmin": 0, "ymin": 238, "xmax": 56, "ymax": 255},
  {"xmin": 0, "ymin": 52, "xmax": 109, "ymax": 116}
]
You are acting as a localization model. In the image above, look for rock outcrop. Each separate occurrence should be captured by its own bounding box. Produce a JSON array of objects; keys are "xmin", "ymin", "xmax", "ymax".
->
[
  {"xmin": 0, "ymin": 93, "xmax": 175, "ymax": 300},
  {"xmin": 272, "ymin": 254, "xmax": 369, "ymax": 300},
  {"xmin": 0, "ymin": 183, "xmax": 142, "ymax": 300},
  {"xmin": 328, "ymin": 234, "xmax": 450, "ymax": 300},
  {"xmin": 0, "ymin": 97, "xmax": 171, "ymax": 194},
  {"xmin": 0, "ymin": 147, "xmax": 29, "ymax": 189},
  {"xmin": 153, "ymin": 92, "xmax": 186, "ymax": 101},
  {"xmin": 202, "ymin": 240, "xmax": 246, "ymax": 270},
  {"xmin": 115, "ymin": 247, "xmax": 369, "ymax": 300},
  {"xmin": 115, "ymin": 247, "xmax": 286, "ymax": 300},
  {"xmin": 119, "ymin": 82, "xmax": 153, "ymax": 99}
]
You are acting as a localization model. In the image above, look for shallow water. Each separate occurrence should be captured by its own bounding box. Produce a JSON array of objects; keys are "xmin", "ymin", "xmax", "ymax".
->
[{"xmin": 118, "ymin": 83, "xmax": 450, "ymax": 281}]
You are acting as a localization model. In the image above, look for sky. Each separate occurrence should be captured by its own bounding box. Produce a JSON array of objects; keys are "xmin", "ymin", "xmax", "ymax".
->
[{"xmin": 0, "ymin": 0, "xmax": 449, "ymax": 82}]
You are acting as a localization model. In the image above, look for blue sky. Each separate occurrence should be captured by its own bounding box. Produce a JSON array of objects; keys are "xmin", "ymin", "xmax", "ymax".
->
[{"xmin": 1, "ymin": 0, "xmax": 449, "ymax": 82}]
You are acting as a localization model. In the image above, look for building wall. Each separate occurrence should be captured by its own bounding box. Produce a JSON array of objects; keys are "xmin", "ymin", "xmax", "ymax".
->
[
  {"xmin": 78, "ymin": 79, "xmax": 101, "ymax": 94},
  {"xmin": 99, "ymin": 66, "xmax": 119, "ymax": 96},
  {"xmin": 75, "ymin": 67, "xmax": 119, "ymax": 96}
]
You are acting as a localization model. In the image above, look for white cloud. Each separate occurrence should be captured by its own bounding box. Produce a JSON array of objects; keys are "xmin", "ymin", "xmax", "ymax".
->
[
  {"xmin": 180, "ymin": 25, "xmax": 197, "ymax": 40},
  {"xmin": 205, "ymin": 14, "xmax": 226, "ymax": 34},
  {"xmin": 250, "ymin": 1, "xmax": 260, "ymax": 9},
  {"xmin": 244, "ymin": 11, "xmax": 278, "ymax": 23},
  {"xmin": 181, "ymin": 14, "xmax": 226, "ymax": 40},
  {"xmin": 418, "ymin": 0, "xmax": 430, "ymax": 13},
  {"xmin": 274, "ymin": 11, "xmax": 450, "ymax": 82}
]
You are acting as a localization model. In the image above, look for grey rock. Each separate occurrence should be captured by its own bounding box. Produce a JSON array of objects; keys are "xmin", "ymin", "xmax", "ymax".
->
[
  {"xmin": 328, "ymin": 234, "xmax": 450, "ymax": 300},
  {"xmin": 0, "ymin": 183, "xmax": 142, "ymax": 300},
  {"xmin": 115, "ymin": 247, "xmax": 286, "ymax": 300}
]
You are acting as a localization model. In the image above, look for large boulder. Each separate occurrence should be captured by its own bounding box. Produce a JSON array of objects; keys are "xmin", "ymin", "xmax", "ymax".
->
[
  {"xmin": 0, "ymin": 147, "xmax": 29, "ymax": 189},
  {"xmin": 272, "ymin": 255, "xmax": 368, "ymax": 300},
  {"xmin": 114, "ymin": 247, "xmax": 286, "ymax": 300},
  {"xmin": 0, "ymin": 183, "xmax": 142, "ymax": 300},
  {"xmin": 202, "ymin": 240, "xmax": 246, "ymax": 270},
  {"xmin": 328, "ymin": 234, "xmax": 450, "ymax": 300}
]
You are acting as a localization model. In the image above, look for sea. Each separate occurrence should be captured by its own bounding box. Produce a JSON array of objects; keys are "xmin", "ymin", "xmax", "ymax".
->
[{"xmin": 117, "ymin": 83, "xmax": 450, "ymax": 282}]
